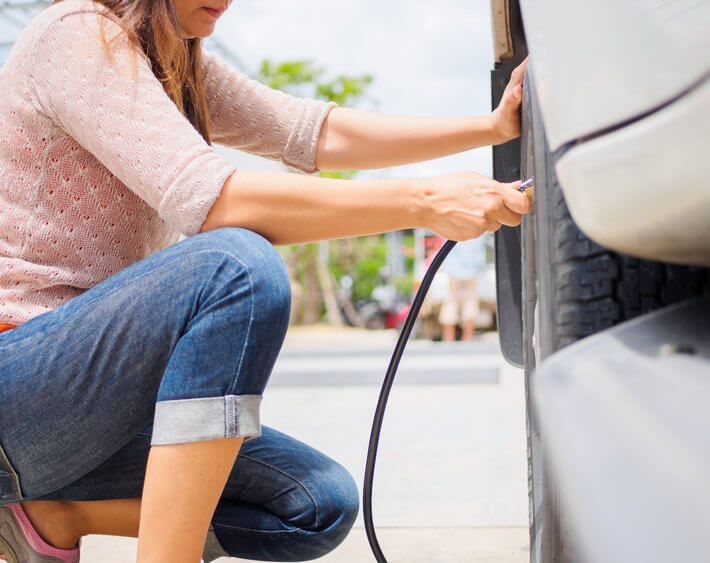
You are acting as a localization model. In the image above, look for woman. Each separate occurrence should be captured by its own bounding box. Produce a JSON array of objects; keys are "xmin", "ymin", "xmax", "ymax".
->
[{"xmin": 0, "ymin": 0, "xmax": 530, "ymax": 561}]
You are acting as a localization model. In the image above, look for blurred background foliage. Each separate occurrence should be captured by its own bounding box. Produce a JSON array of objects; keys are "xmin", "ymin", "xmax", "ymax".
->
[{"xmin": 257, "ymin": 59, "xmax": 413, "ymax": 325}]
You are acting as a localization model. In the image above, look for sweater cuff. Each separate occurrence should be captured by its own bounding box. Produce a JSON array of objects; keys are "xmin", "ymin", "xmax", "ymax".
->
[
  {"xmin": 281, "ymin": 99, "xmax": 339, "ymax": 174},
  {"xmin": 159, "ymin": 154, "xmax": 237, "ymax": 237}
]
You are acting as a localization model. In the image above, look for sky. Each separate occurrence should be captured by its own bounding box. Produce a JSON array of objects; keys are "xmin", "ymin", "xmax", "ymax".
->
[
  {"xmin": 212, "ymin": 0, "xmax": 496, "ymax": 179},
  {"xmin": 1, "ymin": 0, "xmax": 497, "ymax": 180}
]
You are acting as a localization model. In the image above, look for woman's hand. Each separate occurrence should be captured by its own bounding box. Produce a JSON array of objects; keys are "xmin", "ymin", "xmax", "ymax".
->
[
  {"xmin": 489, "ymin": 58, "xmax": 528, "ymax": 144},
  {"xmin": 415, "ymin": 171, "xmax": 532, "ymax": 241}
]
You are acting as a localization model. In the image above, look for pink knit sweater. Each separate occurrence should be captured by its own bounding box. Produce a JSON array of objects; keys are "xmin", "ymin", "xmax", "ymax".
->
[{"xmin": 0, "ymin": 0, "xmax": 338, "ymax": 326}]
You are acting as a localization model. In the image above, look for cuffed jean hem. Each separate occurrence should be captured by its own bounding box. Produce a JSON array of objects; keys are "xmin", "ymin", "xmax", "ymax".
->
[
  {"xmin": 150, "ymin": 394, "xmax": 263, "ymax": 446},
  {"xmin": 203, "ymin": 525, "xmax": 231, "ymax": 563}
]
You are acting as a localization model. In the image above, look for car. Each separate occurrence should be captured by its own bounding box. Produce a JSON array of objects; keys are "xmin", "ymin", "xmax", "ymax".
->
[{"xmin": 491, "ymin": 0, "xmax": 710, "ymax": 562}]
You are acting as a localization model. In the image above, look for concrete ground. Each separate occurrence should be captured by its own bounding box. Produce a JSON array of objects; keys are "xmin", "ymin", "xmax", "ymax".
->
[{"xmin": 80, "ymin": 325, "xmax": 530, "ymax": 562}]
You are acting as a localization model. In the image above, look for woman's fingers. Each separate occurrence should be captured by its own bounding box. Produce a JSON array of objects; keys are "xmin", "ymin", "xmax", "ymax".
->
[
  {"xmin": 471, "ymin": 194, "xmax": 521, "ymax": 228},
  {"xmin": 507, "ymin": 59, "xmax": 527, "ymax": 104},
  {"xmin": 425, "ymin": 171, "xmax": 533, "ymax": 239},
  {"xmin": 468, "ymin": 215, "xmax": 501, "ymax": 235},
  {"xmin": 498, "ymin": 180, "xmax": 532, "ymax": 214},
  {"xmin": 484, "ymin": 196, "xmax": 522, "ymax": 227},
  {"xmin": 511, "ymin": 57, "xmax": 528, "ymax": 84},
  {"xmin": 486, "ymin": 219, "xmax": 503, "ymax": 232}
]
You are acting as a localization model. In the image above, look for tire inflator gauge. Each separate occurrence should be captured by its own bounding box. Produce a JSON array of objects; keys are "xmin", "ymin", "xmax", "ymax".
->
[
  {"xmin": 517, "ymin": 176, "xmax": 535, "ymax": 201},
  {"xmin": 362, "ymin": 177, "xmax": 535, "ymax": 563}
]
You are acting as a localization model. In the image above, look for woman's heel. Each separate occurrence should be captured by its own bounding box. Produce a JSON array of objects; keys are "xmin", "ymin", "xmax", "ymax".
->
[{"xmin": 0, "ymin": 504, "xmax": 80, "ymax": 562}]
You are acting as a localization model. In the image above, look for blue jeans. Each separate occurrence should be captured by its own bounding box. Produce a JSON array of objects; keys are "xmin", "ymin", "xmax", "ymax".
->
[{"xmin": 0, "ymin": 227, "xmax": 359, "ymax": 561}]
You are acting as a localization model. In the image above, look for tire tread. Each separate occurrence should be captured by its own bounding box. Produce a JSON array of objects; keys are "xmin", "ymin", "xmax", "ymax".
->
[{"xmin": 550, "ymin": 174, "xmax": 710, "ymax": 348}]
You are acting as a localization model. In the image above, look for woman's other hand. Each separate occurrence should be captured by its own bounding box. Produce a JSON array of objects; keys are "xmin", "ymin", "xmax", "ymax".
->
[
  {"xmin": 415, "ymin": 171, "xmax": 532, "ymax": 241},
  {"xmin": 489, "ymin": 57, "xmax": 527, "ymax": 144}
]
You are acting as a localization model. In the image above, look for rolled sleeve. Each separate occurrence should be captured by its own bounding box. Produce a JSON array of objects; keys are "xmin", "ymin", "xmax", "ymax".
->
[
  {"xmin": 157, "ymin": 152, "xmax": 236, "ymax": 236},
  {"xmin": 282, "ymin": 98, "xmax": 339, "ymax": 174},
  {"xmin": 202, "ymin": 49, "xmax": 338, "ymax": 174}
]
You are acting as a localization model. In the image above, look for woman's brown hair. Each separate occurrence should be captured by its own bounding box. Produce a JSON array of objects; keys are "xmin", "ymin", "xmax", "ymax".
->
[{"xmin": 52, "ymin": 0, "xmax": 212, "ymax": 143}]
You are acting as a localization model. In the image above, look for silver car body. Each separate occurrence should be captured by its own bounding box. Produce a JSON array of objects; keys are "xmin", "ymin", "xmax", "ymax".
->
[{"xmin": 520, "ymin": 0, "xmax": 710, "ymax": 265}]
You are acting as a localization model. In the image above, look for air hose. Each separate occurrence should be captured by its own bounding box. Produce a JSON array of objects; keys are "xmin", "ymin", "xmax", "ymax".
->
[
  {"xmin": 363, "ymin": 178, "xmax": 533, "ymax": 562},
  {"xmin": 362, "ymin": 238, "xmax": 457, "ymax": 563}
]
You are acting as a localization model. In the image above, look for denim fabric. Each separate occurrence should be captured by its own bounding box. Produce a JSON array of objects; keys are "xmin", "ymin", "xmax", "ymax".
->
[{"xmin": 0, "ymin": 227, "xmax": 359, "ymax": 560}]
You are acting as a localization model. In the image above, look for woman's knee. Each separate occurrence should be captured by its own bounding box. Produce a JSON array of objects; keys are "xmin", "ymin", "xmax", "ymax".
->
[
  {"xmin": 300, "ymin": 459, "xmax": 360, "ymax": 557},
  {"xmin": 191, "ymin": 227, "xmax": 292, "ymax": 323}
]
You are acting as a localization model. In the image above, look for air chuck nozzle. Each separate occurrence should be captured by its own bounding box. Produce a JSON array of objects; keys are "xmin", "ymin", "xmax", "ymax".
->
[{"xmin": 518, "ymin": 177, "xmax": 534, "ymax": 202}]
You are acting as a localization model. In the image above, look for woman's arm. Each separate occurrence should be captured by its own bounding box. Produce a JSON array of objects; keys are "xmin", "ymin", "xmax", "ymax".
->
[
  {"xmin": 201, "ymin": 50, "xmax": 337, "ymax": 174},
  {"xmin": 200, "ymin": 169, "xmax": 530, "ymax": 245},
  {"xmin": 200, "ymin": 170, "xmax": 421, "ymax": 245},
  {"xmin": 314, "ymin": 60, "xmax": 528, "ymax": 171},
  {"xmin": 314, "ymin": 108, "xmax": 501, "ymax": 171}
]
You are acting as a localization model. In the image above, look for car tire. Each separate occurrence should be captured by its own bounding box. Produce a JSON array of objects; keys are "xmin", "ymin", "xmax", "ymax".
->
[{"xmin": 520, "ymin": 73, "xmax": 709, "ymax": 563}]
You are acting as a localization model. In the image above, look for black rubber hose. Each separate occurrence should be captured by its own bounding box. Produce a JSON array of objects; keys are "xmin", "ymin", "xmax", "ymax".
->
[{"xmin": 363, "ymin": 238, "xmax": 458, "ymax": 563}]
